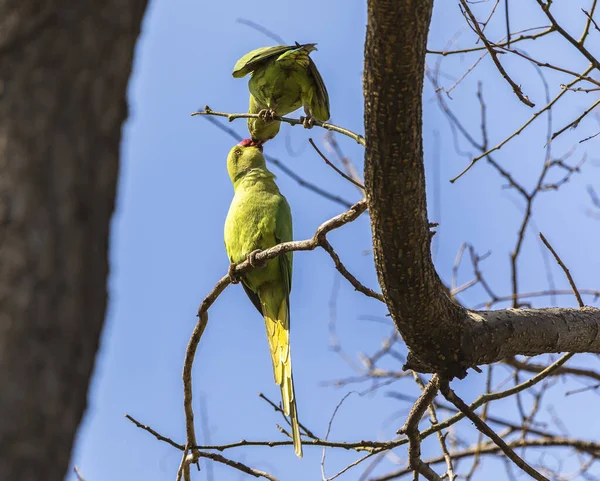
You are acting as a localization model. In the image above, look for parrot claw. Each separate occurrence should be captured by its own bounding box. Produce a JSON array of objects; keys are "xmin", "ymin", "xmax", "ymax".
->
[
  {"xmin": 300, "ymin": 115, "xmax": 315, "ymax": 129},
  {"xmin": 228, "ymin": 263, "xmax": 241, "ymax": 284},
  {"xmin": 258, "ymin": 109, "xmax": 277, "ymax": 122},
  {"xmin": 247, "ymin": 249, "xmax": 263, "ymax": 268}
]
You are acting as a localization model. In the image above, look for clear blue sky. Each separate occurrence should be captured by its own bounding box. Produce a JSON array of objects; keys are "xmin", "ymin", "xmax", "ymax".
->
[{"xmin": 67, "ymin": 1, "xmax": 600, "ymax": 480}]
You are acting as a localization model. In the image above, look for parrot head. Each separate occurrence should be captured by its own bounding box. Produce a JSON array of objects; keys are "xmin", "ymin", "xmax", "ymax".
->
[{"xmin": 227, "ymin": 140, "xmax": 267, "ymax": 184}]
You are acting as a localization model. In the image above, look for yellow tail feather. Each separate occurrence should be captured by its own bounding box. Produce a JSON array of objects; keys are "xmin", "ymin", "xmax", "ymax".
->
[{"xmin": 263, "ymin": 298, "xmax": 303, "ymax": 458}]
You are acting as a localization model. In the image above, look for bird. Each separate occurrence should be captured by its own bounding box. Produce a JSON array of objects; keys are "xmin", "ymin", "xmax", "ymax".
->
[
  {"xmin": 232, "ymin": 43, "xmax": 330, "ymax": 143},
  {"xmin": 223, "ymin": 139, "xmax": 302, "ymax": 457}
]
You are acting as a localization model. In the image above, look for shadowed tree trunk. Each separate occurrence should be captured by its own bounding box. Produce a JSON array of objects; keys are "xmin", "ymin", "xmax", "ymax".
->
[{"xmin": 0, "ymin": 2, "xmax": 148, "ymax": 480}]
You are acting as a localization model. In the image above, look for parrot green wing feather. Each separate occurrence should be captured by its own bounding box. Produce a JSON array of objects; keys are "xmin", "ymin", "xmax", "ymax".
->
[
  {"xmin": 232, "ymin": 45, "xmax": 295, "ymax": 78},
  {"xmin": 241, "ymin": 282, "xmax": 263, "ymax": 316},
  {"xmin": 307, "ymin": 58, "xmax": 330, "ymax": 121},
  {"xmin": 274, "ymin": 195, "xmax": 293, "ymax": 293}
]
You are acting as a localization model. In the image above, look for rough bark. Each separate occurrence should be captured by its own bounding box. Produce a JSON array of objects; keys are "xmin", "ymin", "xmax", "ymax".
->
[
  {"xmin": 363, "ymin": 0, "xmax": 600, "ymax": 377},
  {"xmin": 0, "ymin": 2, "xmax": 147, "ymax": 480}
]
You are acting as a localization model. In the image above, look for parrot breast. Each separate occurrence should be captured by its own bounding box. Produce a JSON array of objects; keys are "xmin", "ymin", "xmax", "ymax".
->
[{"xmin": 224, "ymin": 180, "xmax": 282, "ymax": 291}]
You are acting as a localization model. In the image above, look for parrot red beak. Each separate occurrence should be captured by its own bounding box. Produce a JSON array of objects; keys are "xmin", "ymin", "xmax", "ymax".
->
[{"xmin": 238, "ymin": 138, "xmax": 264, "ymax": 152}]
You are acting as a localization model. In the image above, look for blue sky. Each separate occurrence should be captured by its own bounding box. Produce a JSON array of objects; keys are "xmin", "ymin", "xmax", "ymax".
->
[{"xmin": 67, "ymin": 1, "xmax": 600, "ymax": 480}]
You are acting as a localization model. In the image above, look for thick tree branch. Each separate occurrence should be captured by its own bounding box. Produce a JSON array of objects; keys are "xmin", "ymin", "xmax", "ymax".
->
[{"xmin": 364, "ymin": 0, "xmax": 600, "ymax": 378}]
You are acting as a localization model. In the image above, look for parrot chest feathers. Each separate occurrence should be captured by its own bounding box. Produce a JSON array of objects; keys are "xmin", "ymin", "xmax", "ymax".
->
[{"xmin": 224, "ymin": 179, "xmax": 280, "ymax": 263}]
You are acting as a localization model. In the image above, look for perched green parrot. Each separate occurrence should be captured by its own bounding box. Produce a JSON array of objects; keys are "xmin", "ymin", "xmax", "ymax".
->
[
  {"xmin": 232, "ymin": 43, "xmax": 330, "ymax": 142},
  {"xmin": 223, "ymin": 139, "xmax": 302, "ymax": 457}
]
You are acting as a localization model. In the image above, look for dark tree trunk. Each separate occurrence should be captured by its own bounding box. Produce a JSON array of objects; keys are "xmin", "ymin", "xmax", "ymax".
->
[
  {"xmin": 0, "ymin": 2, "xmax": 148, "ymax": 479},
  {"xmin": 363, "ymin": 0, "xmax": 600, "ymax": 377},
  {"xmin": 363, "ymin": 0, "xmax": 467, "ymax": 374}
]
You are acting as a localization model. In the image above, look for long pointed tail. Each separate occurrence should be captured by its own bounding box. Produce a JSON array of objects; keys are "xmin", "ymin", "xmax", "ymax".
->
[{"xmin": 263, "ymin": 297, "xmax": 303, "ymax": 458}]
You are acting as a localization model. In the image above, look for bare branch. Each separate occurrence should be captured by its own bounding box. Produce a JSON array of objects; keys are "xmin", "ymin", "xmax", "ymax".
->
[
  {"xmin": 309, "ymin": 138, "xmax": 365, "ymax": 189},
  {"xmin": 439, "ymin": 378, "xmax": 549, "ymax": 481},
  {"xmin": 450, "ymin": 65, "xmax": 593, "ymax": 182},
  {"xmin": 368, "ymin": 437, "xmax": 600, "ymax": 481},
  {"xmin": 320, "ymin": 239, "xmax": 385, "ymax": 303},
  {"xmin": 459, "ymin": 0, "xmax": 535, "ymax": 108},
  {"xmin": 126, "ymin": 414, "xmax": 184, "ymax": 450},
  {"xmin": 549, "ymin": 98, "xmax": 600, "ymax": 143},
  {"xmin": 427, "ymin": 26, "xmax": 554, "ymax": 56},
  {"xmin": 197, "ymin": 452, "xmax": 279, "ymax": 481},
  {"xmin": 504, "ymin": 357, "xmax": 600, "ymax": 383},
  {"xmin": 258, "ymin": 392, "xmax": 317, "ymax": 439},
  {"xmin": 535, "ymin": 0, "xmax": 600, "ymax": 70},
  {"xmin": 73, "ymin": 466, "xmax": 85, "ymax": 481},
  {"xmin": 397, "ymin": 375, "xmax": 442, "ymax": 481},
  {"xmin": 236, "ymin": 18, "xmax": 286, "ymax": 44},
  {"xmin": 539, "ymin": 233, "xmax": 585, "ymax": 307},
  {"xmin": 193, "ymin": 106, "xmax": 365, "ymax": 146}
]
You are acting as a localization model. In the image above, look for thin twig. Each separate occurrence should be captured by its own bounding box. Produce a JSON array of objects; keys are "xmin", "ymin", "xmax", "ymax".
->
[
  {"xmin": 426, "ymin": 26, "xmax": 554, "ymax": 56},
  {"xmin": 193, "ymin": 106, "xmax": 366, "ymax": 146},
  {"xmin": 504, "ymin": 357, "xmax": 600, "ymax": 382},
  {"xmin": 368, "ymin": 437, "xmax": 600, "ymax": 481},
  {"xmin": 449, "ymin": 64, "xmax": 594, "ymax": 183},
  {"xmin": 439, "ymin": 379, "xmax": 550, "ymax": 481},
  {"xmin": 322, "ymin": 392, "xmax": 357, "ymax": 481},
  {"xmin": 258, "ymin": 392, "xmax": 317, "ymax": 439},
  {"xmin": 320, "ymin": 239, "xmax": 385, "ymax": 302},
  {"xmin": 309, "ymin": 138, "xmax": 365, "ymax": 189},
  {"xmin": 236, "ymin": 18, "xmax": 286, "ymax": 44},
  {"xmin": 472, "ymin": 288, "xmax": 600, "ymax": 309},
  {"xmin": 535, "ymin": 0, "xmax": 600, "ymax": 70},
  {"xmin": 549, "ymin": 98, "xmax": 600, "ymax": 143},
  {"xmin": 459, "ymin": 0, "xmax": 535, "ymax": 108},
  {"xmin": 126, "ymin": 414, "xmax": 185, "ymax": 450},
  {"xmin": 539, "ymin": 233, "xmax": 585, "ymax": 307},
  {"xmin": 73, "ymin": 466, "xmax": 85, "ymax": 481},
  {"xmin": 323, "ymin": 132, "xmax": 364, "ymax": 191},
  {"xmin": 197, "ymin": 452, "xmax": 279, "ymax": 481}
]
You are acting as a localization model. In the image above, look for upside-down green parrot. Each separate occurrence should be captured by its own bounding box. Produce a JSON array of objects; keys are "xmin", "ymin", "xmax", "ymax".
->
[
  {"xmin": 232, "ymin": 43, "xmax": 330, "ymax": 143},
  {"xmin": 223, "ymin": 139, "xmax": 302, "ymax": 457}
]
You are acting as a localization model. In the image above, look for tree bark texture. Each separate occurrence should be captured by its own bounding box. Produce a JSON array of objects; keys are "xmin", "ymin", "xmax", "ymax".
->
[
  {"xmin": 363, "ymin": 0, "xmax": 600, "ymax": 376},
  {"xmin": 0, "ymin": 2, "xmax": 147, "ymax": 480}
]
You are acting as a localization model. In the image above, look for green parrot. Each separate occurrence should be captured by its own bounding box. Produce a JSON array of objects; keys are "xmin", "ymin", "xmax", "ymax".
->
[
  {"xmin": 232, "ymin": 43, "xmax": 330, "ymax": 142},
  {"xmin": 223, "ymin": 139, "xmax": 302, "ymax": 457}
]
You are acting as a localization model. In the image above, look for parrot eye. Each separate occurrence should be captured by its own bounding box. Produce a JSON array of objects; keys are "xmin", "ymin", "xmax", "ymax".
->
[{"xmin": 234, "ymin": 149, "xmax": 242, "ymax": 156}]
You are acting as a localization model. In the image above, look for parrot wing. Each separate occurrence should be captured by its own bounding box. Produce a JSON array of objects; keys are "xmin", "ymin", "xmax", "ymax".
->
[
  {"xmin": 274, "ymin": 195, "xmax": 293, "ymax": 295},
  {"xmin": 232, "ymin": 45, "xmax": 296, "ymax": 78},
  {"xmin": 241, "ymin": 282, "xmax": 263, "ymax": 316},
  {"xmin": 307, "ymin": 58, "xmax": 330, "ymax": 122}
]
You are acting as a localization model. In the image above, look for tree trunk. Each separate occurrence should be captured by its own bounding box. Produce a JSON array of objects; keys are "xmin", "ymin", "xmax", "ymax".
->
[
  {"xmin": 363, "ymin": 0, "xmax": 600, "ymax": 377},
  {"xmin": 363, "ymin": 0, "xmax": 468, "ymax": 374},
  {"xmin": 0, "ymin": 2, "xmax": 147, "ymax": 480}
]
